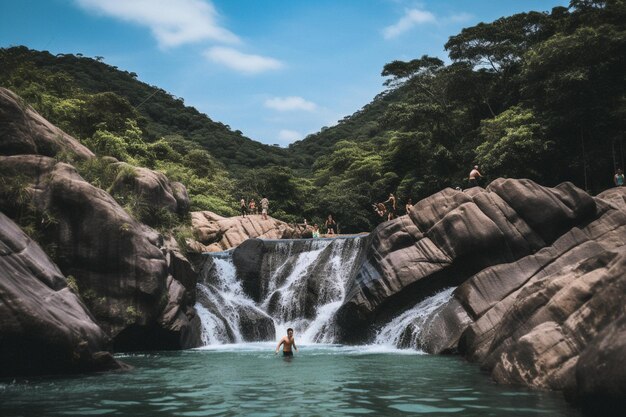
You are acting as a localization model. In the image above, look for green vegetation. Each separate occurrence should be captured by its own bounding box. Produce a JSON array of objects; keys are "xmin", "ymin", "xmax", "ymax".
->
[
  {"xmin": 1, "ymin": 0, "xmax": 624, "ymax": 233},
  {"xmin": 289, "ymin": 0, "xmax": 626, "ymax": 230}
]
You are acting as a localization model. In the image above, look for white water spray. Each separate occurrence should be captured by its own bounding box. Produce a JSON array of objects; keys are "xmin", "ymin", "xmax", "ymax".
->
[{"xmin": 374, "ymin": 287, "xmax": 456, "ymax": 350}]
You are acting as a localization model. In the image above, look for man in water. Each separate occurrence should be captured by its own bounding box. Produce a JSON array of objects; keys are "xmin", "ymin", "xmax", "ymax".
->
[{"xmin": 275, "ymin": 328, "xmax": 298, "ymax": 357}]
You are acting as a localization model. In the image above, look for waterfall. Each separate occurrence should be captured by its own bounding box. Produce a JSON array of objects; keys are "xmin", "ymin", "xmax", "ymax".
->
[
  {"xmin": 195, "ymin": 236, "xmax": 367, "ymax": 345},
  {"xmin": 373, "ymin": 287, "xmax": 456, "ymax": 350},
  {"xmin": 195, "ymin": 254, "xmax": 272, "ymax": 344}
]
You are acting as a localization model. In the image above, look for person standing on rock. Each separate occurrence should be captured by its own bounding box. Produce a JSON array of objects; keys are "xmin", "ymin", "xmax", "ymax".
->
[
  {"xmin": 614, "ymin": 169, "xmax": 624, "ymax": 187},
  {"xmin": 325, "ymin": 214, "xmax": 337, "ymax": 235},
  {"xmin": 240, "ymin": 197, "xmax": 247, "ymax": 217},
  {"xmin": 249, "ymin": 198, "xmax": 257, "ymax": 214},
  {"xmin": 260, "ymin": 195, "xmax": 269, "ymax": 220},
  {"xmin": 276, "ymin": 328, "xmax": 298, "ymax": 357},
  {"xmin": 468, "ymin": 165, "xmax": 482, "ymax": 188},
  {"xmin": 384, "ymin": 193, "xmax": 397, "ymax": 221}
]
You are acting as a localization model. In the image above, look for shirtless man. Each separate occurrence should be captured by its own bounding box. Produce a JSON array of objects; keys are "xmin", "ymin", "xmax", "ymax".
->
[
  {"xmin": 275, "ymin": 328, "xmax": 298, "ymax": 357},
  {"xmin": 468, "ymin": 165, "xmax": 482, "ymax": 188}
]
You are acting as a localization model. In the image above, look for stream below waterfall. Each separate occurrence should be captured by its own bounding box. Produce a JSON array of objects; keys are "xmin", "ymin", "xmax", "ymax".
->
[{"xmin": 0, "ymin": 237, "xmax": 584, "ymax": 416}]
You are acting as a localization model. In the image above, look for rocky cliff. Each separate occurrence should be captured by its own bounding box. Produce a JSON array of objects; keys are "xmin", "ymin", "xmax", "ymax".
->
[
  {"xmin": 0, "ymin": 212, "xmax": 126, "ymax": 376},
  {"xmin": 335, "ymin": 179, "xmax": 626, "ymax": 409},
  {"xmin": 0, "ymin": 87, "xmax": 201, "ymax": 361}
]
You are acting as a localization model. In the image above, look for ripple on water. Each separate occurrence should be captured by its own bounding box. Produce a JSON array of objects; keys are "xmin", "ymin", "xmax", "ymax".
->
[
  {"xmin": 389, "ymin": 404, "xmax": 465, "ymax": 413},
  {"xmin": 58, "ymin": 409, "xmax": 118, "ymax": 415}
]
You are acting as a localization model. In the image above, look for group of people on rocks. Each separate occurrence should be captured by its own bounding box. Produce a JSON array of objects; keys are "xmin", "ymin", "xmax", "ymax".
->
[
  {"xmin": 372, "ymin": 165, "xmax": 484, "ymax": 221},
  {"xmin": 295, "ymin": 215, "xmax": 337, "ymax": 238},
  {"xmin": 239, "ymin": 195, "xmax": 270, "ymax": 220},
  {"xmin": 239, "ymin": 165, "xmax": 625, "ymax": 236}
]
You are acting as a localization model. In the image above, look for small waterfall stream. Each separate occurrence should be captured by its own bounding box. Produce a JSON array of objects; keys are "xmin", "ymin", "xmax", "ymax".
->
[
  {"xmin": 374, "ymin": 287, "xmax": 456, "ymax": 350},
  {"xmin": 195, "ymin": 237, "xmax": 456, "ymax": 349}
]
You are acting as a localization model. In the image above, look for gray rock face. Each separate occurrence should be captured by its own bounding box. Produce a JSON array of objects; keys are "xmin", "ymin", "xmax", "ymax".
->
[
  {"xmin": 0, "ymin": 88, "xmax": 93, "ymax": 159},
  {"xmin": 335, "ymin": 179, "xmax": 596, "ymax": 343},
  {"xmin": 0, "ymin": 212, "xmax": 125, "ymax": 376},
  {"xmin": 0, "ymin": 155, "xmax": 200, "ymax": 351}
]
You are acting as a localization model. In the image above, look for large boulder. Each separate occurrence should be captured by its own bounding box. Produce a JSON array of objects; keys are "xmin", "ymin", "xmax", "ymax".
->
[
  {"xmin": 335, "ymin": 179, "xmax": 596, "ymax": 343},
  {"xmin": 190, "ymin": 211, "xmax": 295, "ymax": 252},
  {"xmin": 0, "ymin": 87, "xmax": 93, "ymax": 159},
  {"xmin": 109, "ymin": 163, "xmax": 190, "ymax": 217},
  {"xmin": 386, "ymin": 184, "xmax": 626, "ymax": 406},
  {"xmin": 0, "ymin": 211, "xmax": 125, "ymax": 376},
  {"xmin": 0, "ymin": 155, "xmax": 200, "ymax": 351}
]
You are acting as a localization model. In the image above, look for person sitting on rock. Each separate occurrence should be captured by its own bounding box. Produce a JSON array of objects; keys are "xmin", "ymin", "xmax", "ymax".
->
[
  {"xmin": 405, "ymin": 198, "xmax": 413, "ymax": 215},
  {"xmin": 614, "ymin": 168, "xmax": 624, "ymax": 187},
  {"xmin": 312, "ymin": 224, "xmax": 320, "ymax": 238}
]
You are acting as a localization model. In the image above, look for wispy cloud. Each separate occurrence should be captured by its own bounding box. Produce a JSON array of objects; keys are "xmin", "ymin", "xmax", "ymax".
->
[
  {"xmin": 265, "ymin": 96, "xmax": 317, "ymax": 112},
  {"xmin": 278, "ymin": 129, "xmax": 303, "ymax": 143},
  {"xmin": 75, "ymin": 0, "xmax": 239, "ymax": 47},
  {"xmin": 204, "ymin": 47, "xmax": 283, "ymax": 74},
  {"xmin": 383, "ymin": 8, "xmax": 436, "ymax": 39},
  {"xmin": 445, "ymin": 13, "xmax": 474, "ymax": 24}
]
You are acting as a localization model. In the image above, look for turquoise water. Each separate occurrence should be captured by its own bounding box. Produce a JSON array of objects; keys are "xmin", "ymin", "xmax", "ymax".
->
[{"xmin": 0, "ymin": 344, "xmax": 581, "ymax": 417}]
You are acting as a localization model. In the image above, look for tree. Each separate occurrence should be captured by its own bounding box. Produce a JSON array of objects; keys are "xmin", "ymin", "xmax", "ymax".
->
[{"xmin": 476, "ymin": 106, "xmax": 550, "ymax": 179}]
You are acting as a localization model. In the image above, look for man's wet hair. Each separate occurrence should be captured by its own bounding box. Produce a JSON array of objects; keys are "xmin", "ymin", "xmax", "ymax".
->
[{"xmin": 287, "ymin": 328, "xmax": 293, "ymax": 333}]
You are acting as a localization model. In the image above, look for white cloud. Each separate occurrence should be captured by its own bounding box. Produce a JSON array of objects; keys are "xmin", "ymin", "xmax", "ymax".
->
[
  {"xmin": 264, "ymin": 96, "xmax": 317, "ymax": 112},
  {"xmin": 75, "ymin": 0, "xmax": 239, "ymax": 47},
  {"xmin": 204, "ymin": 47, "xmax": 283, "ymax": 74},
  {"xmin": 383, "ymin": 8, "xmax": 436, "ymax": 39},
  {"xmin": 278, "ymin": 129, "xmax": 303, "ymax": 143},
  {"xmin": 446, "ymin": 13, "xmax": 474, "ymax": 24}
]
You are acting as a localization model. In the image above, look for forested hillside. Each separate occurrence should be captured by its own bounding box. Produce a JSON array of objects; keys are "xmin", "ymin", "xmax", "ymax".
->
[
  {"xmin": 289, "ymin": 0, "xmax": 626, "ymax": 231},
  {"xmin": 1, "ymin": 0, "xmax": 624, "ymax": 232}
]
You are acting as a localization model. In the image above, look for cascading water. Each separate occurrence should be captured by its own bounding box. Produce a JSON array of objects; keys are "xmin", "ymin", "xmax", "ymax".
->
[
  {"xmin": 195, "ymin": 236, "xmax": 457, "ymax": 350},
  {"xmin": 195, "ymin": 237, "xmax": 367, "ymax": 345},
  {"xmin": 195, "ymin": 253, "xmax": 272, "ymax": 345},
  {"xmin": 374, "ymin": 287, "xmax": 456, "ymax": 351}
]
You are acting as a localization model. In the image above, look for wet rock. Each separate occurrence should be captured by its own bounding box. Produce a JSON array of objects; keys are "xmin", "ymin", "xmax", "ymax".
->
[
  {"xmin": 0, "ymin": 212, "xmax": 125, "ymax": 376},
  {"xmin": 0, "ymin": 87, "xmax": 93, "ymax": 159},
  {"xmin": 232, "ymin": 238, "xmax": 267, "ymax": 302},
  {"xmin": 238, "ymin": 307, "xmax": 276, "ymax": 342}
]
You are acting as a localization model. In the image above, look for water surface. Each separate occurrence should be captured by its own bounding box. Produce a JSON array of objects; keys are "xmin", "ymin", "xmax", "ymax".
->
[{"xmin": 0, "ymin": 344, "xmax": 581, "ymax": 417}]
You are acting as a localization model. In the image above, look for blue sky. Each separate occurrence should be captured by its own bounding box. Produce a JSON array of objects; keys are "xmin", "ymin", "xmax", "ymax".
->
[{"xmin": 0, "ymin": 0, "xmax": 568, "ymax": 146}]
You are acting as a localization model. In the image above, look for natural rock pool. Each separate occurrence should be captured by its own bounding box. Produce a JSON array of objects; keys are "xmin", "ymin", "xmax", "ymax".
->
[{"xmin": 0, "ymin": 344, "xmax": 581, "ymax": 417}]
